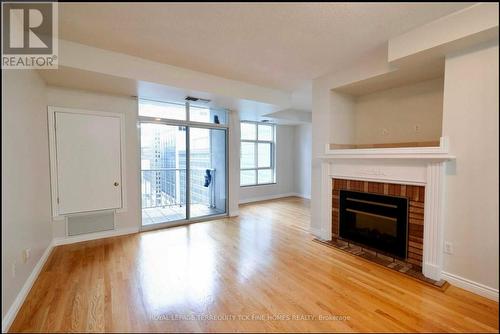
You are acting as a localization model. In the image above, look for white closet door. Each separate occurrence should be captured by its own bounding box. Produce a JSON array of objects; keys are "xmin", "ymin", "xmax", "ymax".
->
[{"xmin": 55, "ymin": 112, "xmax": 122, "ymax": 214}]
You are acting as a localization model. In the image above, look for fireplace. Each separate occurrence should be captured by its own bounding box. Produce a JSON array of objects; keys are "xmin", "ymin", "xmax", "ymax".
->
[
  {"xmin": 339, "ymin": 190, "xmax": 408, "ymax": 259},
  {"xmin": 320, "ymin": 140, "xmax": 454, "ymax": 281},
  {"xmin": 331, "ymin": 179, "xmax": 425, "ymax": 268}
]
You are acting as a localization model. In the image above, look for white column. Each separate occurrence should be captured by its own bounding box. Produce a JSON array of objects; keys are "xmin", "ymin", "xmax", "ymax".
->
[
  {"xmin": 228, "ymin": 111, "xmax": 240, "ymax": 217},
  {"xmin": 422, "ymin": 162, "xmax": 446, "ymax": 280},
  {"xmin": 318, "ymin": 161, "xmax": 332, "ymax": 240}
]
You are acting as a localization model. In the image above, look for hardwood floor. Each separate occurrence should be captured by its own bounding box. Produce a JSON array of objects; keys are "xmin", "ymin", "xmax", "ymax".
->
[{"xmin": 10, "ymin": 197, "xmax": 498, "ymax": 332}]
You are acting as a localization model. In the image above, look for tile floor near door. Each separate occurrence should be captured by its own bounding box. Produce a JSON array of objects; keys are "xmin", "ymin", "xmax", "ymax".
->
[{"xmin": 10, "ymin": 197, "xmax": 499, "ymax": 332}]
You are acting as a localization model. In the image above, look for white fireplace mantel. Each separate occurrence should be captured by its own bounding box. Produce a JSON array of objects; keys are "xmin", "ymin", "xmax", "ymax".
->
[{"xmin": 317, "ymin": 137, "xmax": 455, "ymax": 281}]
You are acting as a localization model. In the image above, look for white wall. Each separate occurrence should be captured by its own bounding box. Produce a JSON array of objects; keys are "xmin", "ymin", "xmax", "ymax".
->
[
  {"xmin": 46, "ymin": 87, "xmax": 141, "ymax": 239},
  {"xmin": 293, "ymin": 124, "xmax": 312, "ymax": 199},
  {"xmin": 58, "ymin": 40, "xmax": 291, "ymax": 108},
  {"xmin": 239, "ymin": 125, "xmax": 296, "ymax": 203},
  {"xmin": 311, "ymin": 46, "xmax": 391, "ymax": 235},
  {"xmin": 354, "ymin": 77, "xmax": 444, "ymax": 144},
  {"xmin": 2, "ymin": 70, "xmax": 52, "ymax": 319},
  {"xmin": 46, "ymin": 87, "xmax": 243, "ymax": 228},
  {"xmin": 388, "ymin": 3, "xmax": 499, "ymax": 64},
  {"xmin": 228, "ymin": 111, "xmax": 241, "ymax": 215},
  {"xmin": 441, "ymin": 42, "xmax": 499, "ymax": 290},
  {"xmin": 311, "ymin": 20, "xmax": 499, "ymax": 297}
]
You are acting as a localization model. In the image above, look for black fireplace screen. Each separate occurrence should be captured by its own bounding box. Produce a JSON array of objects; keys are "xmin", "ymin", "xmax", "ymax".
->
[{"xmin": 339, "ymin": 190, "xmax": 408, "ymax": 259}]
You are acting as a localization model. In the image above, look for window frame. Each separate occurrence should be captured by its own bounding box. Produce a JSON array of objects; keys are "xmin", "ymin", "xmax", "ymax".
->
[
  {"xmin": 137, "ymin": 98, "xmax": 229, "ymax": 128},
  {"xmin": 240, "ymin": 121, "xmax": 276, "ymax": 187}
]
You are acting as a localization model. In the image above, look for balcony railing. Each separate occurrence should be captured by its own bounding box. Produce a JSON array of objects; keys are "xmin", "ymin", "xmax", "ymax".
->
[{"xmin": 141, "ymin": 168, "xmax": 215, "ymax": 209}]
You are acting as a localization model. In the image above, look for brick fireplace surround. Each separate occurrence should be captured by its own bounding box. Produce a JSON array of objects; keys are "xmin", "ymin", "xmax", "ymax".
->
[
  {"xmin": 332, "ymin": 178, "xmax": 424, "ymax": 269},
  {"xmin": 317, "ymin": 137, "xmax": 455, "ymax": 282}
]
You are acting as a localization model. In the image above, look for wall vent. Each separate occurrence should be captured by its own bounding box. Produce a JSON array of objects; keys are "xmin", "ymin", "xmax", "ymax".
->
[
  {"xmin": 67, "ymin": 210, "xmax": 115, "ymax": 236},
  {"xmin": 185, "ymin": 96, "xmax": 211, "ymax": 103}
]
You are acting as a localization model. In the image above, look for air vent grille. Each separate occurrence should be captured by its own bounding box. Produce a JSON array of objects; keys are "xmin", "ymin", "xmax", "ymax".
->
[{"xmin": 185, "ymin": 96, "xmax": 211, "ymax": 103}]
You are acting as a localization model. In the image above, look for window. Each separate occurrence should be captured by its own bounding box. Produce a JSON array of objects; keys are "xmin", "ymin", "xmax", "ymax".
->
[
  {"xmin": 240, "ymin": 121, "xmax": 275, "ymax": 186},
  {"xmin": 138, "ymin": 99, "xmax": 186, "ymax": 120},
  {"xmin": 138, "ymin": 99, "xmax": 227, "ymax": 125}
]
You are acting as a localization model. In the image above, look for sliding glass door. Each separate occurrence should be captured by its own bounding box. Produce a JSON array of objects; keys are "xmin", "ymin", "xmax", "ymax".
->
[
  {"xmin": 139, "ymin": 101, "xmax": 228, "ymax": 229},
  {"xmin": 140, "ymin": 123, "xmax": 187, "ymax": 226},
  {"xmin": 189, "ymin": 127, "xmax": 227, "ymax": 219}
]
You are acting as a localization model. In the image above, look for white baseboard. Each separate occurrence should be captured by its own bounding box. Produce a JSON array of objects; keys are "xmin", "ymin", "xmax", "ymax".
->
[
  {"xmin": 3, "ymin": 226, "xmax": 498, "ymax": 333},
  {"xmin": 442, "ymin": 271, "xmax": 499, "ymax": 301},
  {"xmin": 53, "ymin": 226, "xmax": 139, "ymax": 246},
  {"xmin": 2, "ymin": 227, "xmax": 140, "ymax": 332},
  {"xmin": 239, "ymin": 192, "xmax": 306, "ymax": 204},
  {"xmin": 2, "ymin": 240, "xmax": 55, "ymax": 333}
]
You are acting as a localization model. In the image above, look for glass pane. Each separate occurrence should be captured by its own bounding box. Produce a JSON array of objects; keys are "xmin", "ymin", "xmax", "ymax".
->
[
  {"xmin": 351, "ymin": 211, "xmax": 397, "ymax": 237},
  {"xmin": 241, "ymin": 122, "xmax": 256, "ymax": 140},
  {"xmin": 190, "ymin": 105, "xmax": 227, "ymax": 124},
  {"xmin": 189, "ymin": 127, "xmax": 227, "ymax": 218},
  {"xmin": 240, "ymin": 142, "xmax": 255, "ymax": 168},
  {"xmin": 240, "ymin": 170, "xmax": 256, "ymax": 186},
  {"xmin": 258, "ymin": 169, "xmax": 273, "ymax": 184},
  {"xmin": 189, "ymin": 105, "xmax": 210, "ymax": 123},
  {"xmin": 139, "ymin": 99, "xmax": 186, "ymax": 120},
  {"xmin": 140, "ymin": 123, "xmax": 186, "ymax": 225},
  {"xmin": 257, "ymin": 143, "xmax": 271, "ymax": 168},
  {"xmin": 258, "ymin": 124, "xmax": 273, "ymax": 141},
  {"xmin": 211, "ymin": 109, "xmax": 227, "ymax": 125}
]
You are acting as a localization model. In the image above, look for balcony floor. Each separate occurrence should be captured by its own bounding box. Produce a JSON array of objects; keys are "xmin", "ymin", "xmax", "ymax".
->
[{"xmin": 142, "ymin": 204, "xmax": 224, "ymax": 226}]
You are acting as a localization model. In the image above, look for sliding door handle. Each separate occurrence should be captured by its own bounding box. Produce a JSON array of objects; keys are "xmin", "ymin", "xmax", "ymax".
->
[{"xmin": 114, "ymin": 182, "xmax": 120, "ymax": 187}]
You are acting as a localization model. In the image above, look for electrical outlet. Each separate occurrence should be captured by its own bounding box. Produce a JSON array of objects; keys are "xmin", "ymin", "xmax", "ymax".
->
[
  {"xmin": 414, "ymin": 124, "xmax": 420, "ymax": 132},
  {"xmin": 11, "ymin": 262, "xmax": 16, "ymax": 278},
  {"xmin": 23, "ymin": 248, "xmax": 31, "ymax": 263},
  {"xmin": 444, "ymin": 241, "xmax": 453, "ymax": 254}
]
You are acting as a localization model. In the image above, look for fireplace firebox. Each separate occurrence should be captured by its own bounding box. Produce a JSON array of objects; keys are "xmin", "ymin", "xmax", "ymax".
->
[{"xmin": 339, "ymin": 190, "xmax": 408, "ymax": 259}]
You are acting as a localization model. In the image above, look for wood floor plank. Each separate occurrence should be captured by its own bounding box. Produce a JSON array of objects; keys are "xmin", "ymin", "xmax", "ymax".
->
[{"xmin": 9, "ymin": 197, "xmax": 499, "ymax": 332}]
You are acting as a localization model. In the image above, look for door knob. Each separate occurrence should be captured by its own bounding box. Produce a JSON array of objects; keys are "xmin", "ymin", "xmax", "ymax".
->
[{"xmin": 114, "ymin": 182, "xmax": 119, "ymax": 187}]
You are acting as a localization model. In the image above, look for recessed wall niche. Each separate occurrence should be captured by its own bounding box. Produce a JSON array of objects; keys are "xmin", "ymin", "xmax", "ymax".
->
[{"xmin": 330, "ymin": 65, "xmax": 445, "ymax": 149}]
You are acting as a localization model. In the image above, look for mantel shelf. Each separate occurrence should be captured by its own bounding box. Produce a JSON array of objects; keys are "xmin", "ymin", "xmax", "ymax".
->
[
  {"xmin": 319, "ymin": 153, "xmax": 455, "ymax": 161},
  {"xmin": 321, "ymin": 136, "xmax": 455, "ymax": 162}
]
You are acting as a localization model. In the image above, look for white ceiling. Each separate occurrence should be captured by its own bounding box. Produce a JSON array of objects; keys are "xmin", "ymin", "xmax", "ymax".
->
[{"xmin": 58, "ymin": 3, "xmax": 472, "ymax": 91}]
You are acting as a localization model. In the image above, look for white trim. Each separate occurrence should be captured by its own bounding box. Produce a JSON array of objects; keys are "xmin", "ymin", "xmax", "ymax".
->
[
  {"xmin": 322, "ymin": 137, "xmax": 455, "ymax": 161},
  {"xmin": 422, "ymin": 162, "xmax": 446, "ymax": 281},
  {"xmin": 240, "ymin": 121, "xmax": 277, "ymax": 186},
  {"xmin": 320, "ymin": 153, "xmax": 455, "ymax": 161},
  {"xmin": 238, "ymin": 192, "xmax": 301, "ymax": 204},
  {"xmin": 47, "ymin": 106, "xmax": 128, "ymax": 219},
  {"xmin": 442, "ymin": 271, "xmax": 499, "ymax": 301},
  {"xmin": 320, "ymin": 163, "xmax": 333, "ymax": 241},
  {"xmin": 2, "ymin": 240, "xmax": 55, "ymax": 333},
  {"xmin": 2, "ymin": 227, "xmax": 137, "ymax": 332},
  {"xmin": 319, "ymin": 140, "xmax": 454, "ymax": 281},
  {"xmin": 47, "ymin": 108, "xmax": 59, "ymax": 219},
  {"xmin": 137, "ymin": 115, "xmax": 230, "ymax": 129},
  {"xmin": 53, "ymin": 227, "xmax": 139, "ymax": 246}
]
